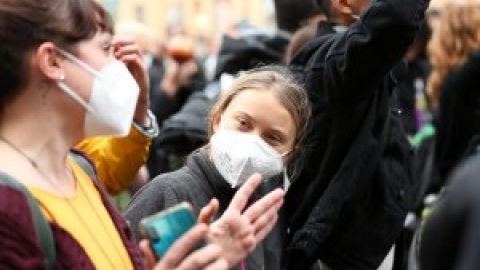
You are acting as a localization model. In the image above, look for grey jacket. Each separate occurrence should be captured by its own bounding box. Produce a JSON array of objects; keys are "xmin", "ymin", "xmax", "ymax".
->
[{"xmin": 124, "ymin": 147, "xmax": 286, "ymax": 270}]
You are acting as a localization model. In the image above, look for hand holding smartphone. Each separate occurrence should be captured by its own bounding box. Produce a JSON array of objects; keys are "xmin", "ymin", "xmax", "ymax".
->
[{"xmin": 139, "ymin": 202, "xmax": 201, "ymax": 259}]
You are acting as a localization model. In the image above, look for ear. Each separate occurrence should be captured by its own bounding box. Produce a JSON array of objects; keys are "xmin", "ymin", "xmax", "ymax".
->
[
  {"xmin": 34, "ymin": 42, "xmax": 65, "ymax": 81},
  {"xmin": 331, "ymin": 0, "xmax": 355, "ymax": 16}
]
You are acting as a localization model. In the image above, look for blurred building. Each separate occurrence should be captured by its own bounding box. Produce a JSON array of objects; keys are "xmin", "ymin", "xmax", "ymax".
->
[{"xmin": 98, "ymin": 0, "xmax": 275, "ymax": 40}]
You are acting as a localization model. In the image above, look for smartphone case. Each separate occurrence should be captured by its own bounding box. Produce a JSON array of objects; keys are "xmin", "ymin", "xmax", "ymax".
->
[{"xmin": 139, "ymin": 202, "xmax": 197, "ymax": 259}]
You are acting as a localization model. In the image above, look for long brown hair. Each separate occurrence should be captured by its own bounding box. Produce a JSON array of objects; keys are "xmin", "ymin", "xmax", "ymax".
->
[
  {"xmin": 427, "ymin": 4, "xmax": 480, "ymax": 108},
  {"xmin": 0, "ymin": 0, "xmax": 113, "ymax": 112}
]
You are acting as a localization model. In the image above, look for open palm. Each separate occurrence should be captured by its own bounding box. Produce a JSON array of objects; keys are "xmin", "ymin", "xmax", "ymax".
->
[{"xmin": 201, "ymin": 174, "xmax": 285, "ymax": 268}]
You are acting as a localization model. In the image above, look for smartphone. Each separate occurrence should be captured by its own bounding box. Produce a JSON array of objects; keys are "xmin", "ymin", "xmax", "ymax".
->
[{"xmin": 139, "ymin": 202, "xmax": 198, "ymax": 259}]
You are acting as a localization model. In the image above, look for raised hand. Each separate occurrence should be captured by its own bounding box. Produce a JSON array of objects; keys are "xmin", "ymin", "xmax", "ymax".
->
[
  {"xmin": 206, "ymin": 173, "xmax": 285, "ymax": 267},
  {"xmin": 112, "ymin": 37, "xmax": 150, "ymax": 126}
]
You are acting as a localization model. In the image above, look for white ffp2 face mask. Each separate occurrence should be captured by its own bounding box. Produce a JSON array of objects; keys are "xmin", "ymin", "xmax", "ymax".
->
[
  {"xmin": 56, "ymin": 49, "xmax": 139, "ymax": 138},
  {"xmin": 210, "ymin": 129, "xmax": 284, "ymax": 188}
]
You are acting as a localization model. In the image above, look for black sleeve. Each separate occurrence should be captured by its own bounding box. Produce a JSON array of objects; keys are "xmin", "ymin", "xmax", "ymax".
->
[
  {"xmin": 123, "ymin": 177, "xmax": 182, "ymax": 242},
  {"xmin": 294, "ymin": 0, "xmax": 429, "ymax": 102}
]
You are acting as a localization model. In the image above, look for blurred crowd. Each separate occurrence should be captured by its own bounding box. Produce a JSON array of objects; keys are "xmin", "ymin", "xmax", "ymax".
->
[{"xmin": 1, "ymin": 0, "xmax": 480, "ymax": 269}]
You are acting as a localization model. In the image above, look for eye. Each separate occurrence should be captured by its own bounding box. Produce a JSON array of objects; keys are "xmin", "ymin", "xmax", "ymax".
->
[
  {"xmin": 102, "ymin": 42, "xmax": 112, "ymax": 53},
  {"xmin": 265, "ymin": 134, "xmax": 282, "ymax": 146},
  {"xmin": 235, "ymin": 117, "xmax": 251, "ymax": 131}
]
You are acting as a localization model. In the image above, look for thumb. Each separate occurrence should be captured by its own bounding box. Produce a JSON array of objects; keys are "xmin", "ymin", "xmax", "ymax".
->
[
  {"xmin": 139, "ymin": 239, "xmax": 157, "ymax": 269},
  {"xmin": 198, "ymin": 198, "xmax": 219, "ymax": 224}
]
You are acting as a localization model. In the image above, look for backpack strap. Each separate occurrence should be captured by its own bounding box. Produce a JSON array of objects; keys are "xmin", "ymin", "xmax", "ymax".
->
[
  {"xmin": 0, "ymin": 173, "xmax": 56, "ymax": 270},
  {"xmin": 69, "ymin": 151, "xmax": 97, "ymax": 181}
]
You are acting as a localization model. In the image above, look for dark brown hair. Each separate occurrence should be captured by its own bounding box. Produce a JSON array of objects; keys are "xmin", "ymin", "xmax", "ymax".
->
[{"xmin": 0, "ymin": 0, "xmax": 113, "ymax": 112}]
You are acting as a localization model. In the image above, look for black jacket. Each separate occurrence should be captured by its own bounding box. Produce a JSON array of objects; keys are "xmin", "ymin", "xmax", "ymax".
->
[
  {"xmin": 285, "ymin": 0, "xmax": 429, "ymax": 269},
  {"xmin": 433, "ymin": 50, "xmax": 480, "ymax": 189},
  {"xmin": 125, "ymin": 148, "xmax": 286, "ymax": 270}
]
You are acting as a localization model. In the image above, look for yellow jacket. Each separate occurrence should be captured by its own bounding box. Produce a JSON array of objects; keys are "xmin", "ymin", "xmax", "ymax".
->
[{"xmin": 75, "ymin": 126, "xmax": 151, "ymax": 196}]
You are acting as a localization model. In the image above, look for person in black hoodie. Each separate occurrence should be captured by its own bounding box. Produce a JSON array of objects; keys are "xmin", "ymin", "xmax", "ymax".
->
[{"xmin": 284, "ymin": 0, "xmax": 430, "ymax": 269}]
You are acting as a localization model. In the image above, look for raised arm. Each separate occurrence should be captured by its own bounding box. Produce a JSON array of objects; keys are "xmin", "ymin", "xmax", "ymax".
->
[{"xmin": 290, "ymin": 0, "xmax": 430, "ymax": 101}]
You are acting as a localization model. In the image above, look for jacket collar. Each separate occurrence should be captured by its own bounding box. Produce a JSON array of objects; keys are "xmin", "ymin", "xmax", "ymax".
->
[
  {"xmin": 185, "ymin": 147, "xmax": 237, "ymax": 210},
  {"xmin": 185, "ymin": 146, "xmax": 283, "ymax": 211}
]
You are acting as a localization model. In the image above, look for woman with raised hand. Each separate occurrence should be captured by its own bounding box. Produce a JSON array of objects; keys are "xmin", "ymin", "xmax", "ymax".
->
[
  {"xmin": 126, "ymin": 66, "xmax": 310, "ymax": 269},
  {"xmin": 0, "ymin": 0, "xmax": 283, "ymax": 269}
]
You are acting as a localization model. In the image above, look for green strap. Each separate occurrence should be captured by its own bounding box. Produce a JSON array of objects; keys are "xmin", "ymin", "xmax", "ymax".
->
[
  {"xmin": 69, "ymin": 152, "xmax": 96, "ymax": 181},
  {"xmin": 0, "ymin": 173, "xmax": 56, "ymax": 270}
]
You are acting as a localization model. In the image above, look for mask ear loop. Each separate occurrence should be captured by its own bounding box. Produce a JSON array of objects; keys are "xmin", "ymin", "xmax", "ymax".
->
[
  {"xmin": 55, "ymin": 47, "xmax": 103, "ymax": 78},
  {"xmin": 280, "ymin": 149, "xmax": 292, "ymax": 191},
  {"xmin": 57, "ymin": 75, "xmax": 94, "ymax": 113},
  {"xmin": 283, "ymin": 167, "xmax": 291, "ymax": 191}
]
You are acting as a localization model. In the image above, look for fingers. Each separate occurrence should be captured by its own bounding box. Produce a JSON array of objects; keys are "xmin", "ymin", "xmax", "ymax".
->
[
  {"xmin": 112, "ymin": 37, "xmax": 142, "ymax": 58},
  {"xmin": 112, "ymin": 42, "xmax": 149, "ymax": 94},
  {"xmin": 139, "ymin": 239, "xmax": 157, "ymax": 269},
  {"xmin": 176, "ymin": 244, "xmax": 223, "ymax": 270},
  {"xmin": 254, "ymin": 214, "xmax": 278, "ymax": 243},
  {"xmin": 114, "ymin": 45, "xmax": 142, "ymax": 60},
  {"xmin": 243, "ymin": 188, "xmax": 284, "ymax": 222},
  {"xmin": 114, "ymin": 45, "xmax": 144, "ymax": 71},
  {"xmin": 203, "ymin": 259, "xmax": 229, "ymax": 270},
  {"xmin": 111, "ymin": 38, "xmax": 147, "ymax": 74},
  {"xmin": 158, "ymin": 223, "xmax": 209, "ymax": 269},
  {"xmin": 227, "ymin": 173, "xmax": 262, "ymax": 213},
  {"xmin": 252, "ymin": 198, "xmax": 283, "ymax": 235},
  {"xmin": 198, "ymin": 199, "xmax": 219, "ymax": 224},
  {"xmin": 112, "ymin": 37, "xmax": 143, "ymax": 56},
  {"xmin": 240, "ymin": 233, "xmax": 256, "ymax": 253}
]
